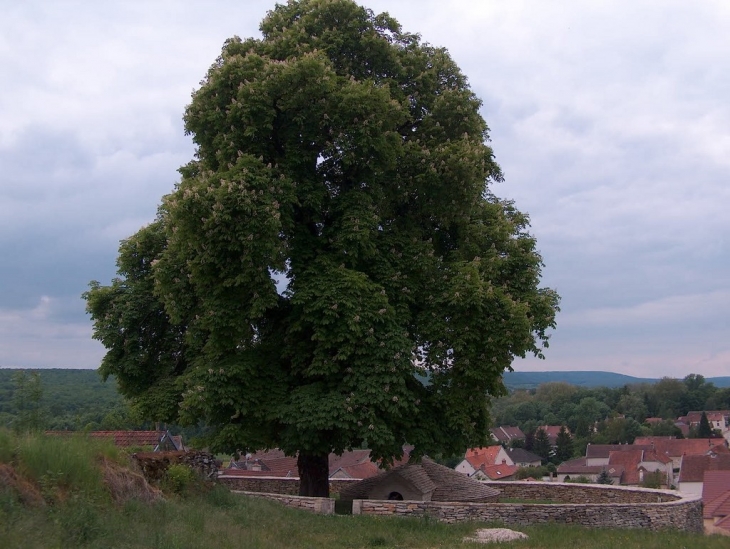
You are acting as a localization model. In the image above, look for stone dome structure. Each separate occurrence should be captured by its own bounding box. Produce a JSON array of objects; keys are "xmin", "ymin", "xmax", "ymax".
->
[{"xmin": 338, "ymin": 457, "xmax": 501, "ymax": 502}]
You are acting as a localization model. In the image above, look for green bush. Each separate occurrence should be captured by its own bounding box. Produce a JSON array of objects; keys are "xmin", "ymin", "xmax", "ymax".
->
[
  {"xmin": 164, "ymin": 463, "xmax": 197, "ymax": 495},
  {"xmin": 0, "ymin": 429, "xmax": 13, "ymax": 463}
]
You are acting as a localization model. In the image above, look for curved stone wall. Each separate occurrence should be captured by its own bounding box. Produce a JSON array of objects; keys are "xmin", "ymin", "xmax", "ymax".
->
[
  {"xmin": 353, "ymin": 482, "xmax": 702, "ymax": 532},
  {"xmin": 226, "ymin": 479, "xmax": 703, "ymax": 533}
]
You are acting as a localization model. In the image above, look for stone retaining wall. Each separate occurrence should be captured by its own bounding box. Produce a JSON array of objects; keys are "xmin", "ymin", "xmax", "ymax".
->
[
  {"xmin": 233, "ymin": 480, "xmax": 702, "ymax": 532},
  {"xmin": 231, "ymin": 490, "xmax": 334, "ymax": 515},
  {"xmin": 485, "ymin": 481, "xmax": 681, "ymax": 504},
  {"xmin": 352, "ymin": 483, "xmax": 702, "ymax": 532}
]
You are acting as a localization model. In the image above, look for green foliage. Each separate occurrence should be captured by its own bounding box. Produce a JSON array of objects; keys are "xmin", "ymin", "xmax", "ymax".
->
[
  {"xmin": 640, "ymin": 470, "xmax": 663, "ymax": 489},
  {"xmin": 163, "ymin": 464, "xmax": 198, "ymax": 496},
  {"xmin": 491, "ymin": 372, "xmax": 727, "ymax": 450},
  {"xmin": 11, "ymin": 371, "xmax": 44, "ymax": 433},
  {"xmin": 532, "ymin": 428, "xmax": 551, "ymax": 462},
  {"xmin": 15, "ymin": 433, "xmax": 120, "ymax": 502},
  {"xmin": 0, "ymin": 429, "xmax": 13, "ymax": 463},
  {"xmin": 565, "ymin": 475, "xmax": 592, "ymax": 484},
  {"xmin": 596, "ymin": 469, "xmax": 613, "ymax": 485},
  {"xmin": 647, "ymin": 419, "xmax": 684, "ymax": 438},
  {"xmin": 698, "ymin": 411, "xmax": 712, "ymax": 438},
  {"xmin": 514, "ymin": 465, "xmax": 550, "ymax": 479},
  {"xmin": 0, "ymin": 369, "xmax": 130, "ymax": 432},
  {"xmin": 84, "ymin": 0, "xmax": 559, "ymax": 487},
  {"xmin": 554, "ymin": 426, "xmax": 573, "ymax": 463}
]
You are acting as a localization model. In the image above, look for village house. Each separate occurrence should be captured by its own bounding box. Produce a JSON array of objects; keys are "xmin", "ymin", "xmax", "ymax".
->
[
  {"xmin": 702, "ymin": 470, "xmax": 730, "ymax": 536},
  {"xmin": 538, "ymin": 425, "xmax": 569, "ymax": 447},
  {"xmin": 555, "ymin": 457, "xmax": 620, "ymax": 483},
  {"xmin": 676, "ymin": 411, "xmax": 730, "ymax": 441},
  {"xmin": 505, "ymin": 447, "xmax": 542, "ymax": 468},
  {"xmin": 490, "ymin": 426, "xmax": 526, "ymax": 445},
  {"xmin": 45, "ymin": 430, "xmax": 186, "ymax": 452},
  {"xmin": 557, "ymin": 446, "xmax": 672, "ymax": 487},
  {"xmin": 633, "ymin": 436, "xmax": 729, "ymax": 472},
  {"xmin": 677, "ymin": 453, "xmax": 730, "ymax": 494},
  {"xmin": 455, "ymin": 445, "xmax": 514, "ymax": 479}
]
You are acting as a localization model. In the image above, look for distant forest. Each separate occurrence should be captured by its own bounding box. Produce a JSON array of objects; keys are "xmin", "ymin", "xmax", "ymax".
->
[
  {"xmin": 0, "ymin": 369, "xmax": 128, "ymax": 431},
  {"xmin": 2, "ymin": 369, "xmax": 729, "ymax": 461}
]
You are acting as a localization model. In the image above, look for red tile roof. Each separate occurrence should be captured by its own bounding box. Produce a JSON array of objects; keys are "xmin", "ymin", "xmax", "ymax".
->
[
  {"xmin": 702, "ymin": 471, "xmax": 730, "ymax": 519},
  {"xmin": 608, "ymin": 450, "xmax": 643, "ymax": 485},
  {"xmin": 633, "ymin": 437, "xmax": 728, "ymax": 458},
  {"xmin": 586, "ymin": 444, "xmax": 646, "ymax": 459},
  {"xmin": 480, "ymin": 463, "xmax": 517, "ymax": 480},
  {"xmin": 465, "ymin": 446, "xmax": 503, "ymax": 468},
  {"xmin": 46, "ymin": 430, "xmax": 167, "ymax": 448},
  {"xmin": 331, "ymin": 461, "xmax": 381, "ymax": 479},
  {"xmin": 642, "ymin": 450, "xmax": 673, "ymax": 465},
  {"xmin": 490, "ymin": 426, "xmax": 526, "ymax": 443},
  {"xmin": 680, "ymin": 454, "xmax": 730, "ymax": 483}
]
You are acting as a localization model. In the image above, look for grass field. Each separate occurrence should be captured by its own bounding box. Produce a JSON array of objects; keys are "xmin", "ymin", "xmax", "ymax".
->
[
  {"xmin": 2, "ymin": 489, "xmax": 729, "ymax": 549},
  {"xmin": 1, "ymin": 430, "xmax": 728, "ymax": 548}
]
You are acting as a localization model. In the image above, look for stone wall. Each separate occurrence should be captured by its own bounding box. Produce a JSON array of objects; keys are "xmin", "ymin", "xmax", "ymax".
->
[
  {"xmin": 485, "ymin": 481, "xmax": 681, "ymax": 504},
  {"xmin": 231, "ymin": 490, "xmax": 334, "ymax": 515},
  {"xmin": 226, "ymin": 478, "xmax": 703, "ymax": 532},
  {"xmin": 132, "ymin": 451, "xmax": 218, "ymax": 483},
  {"xmin": 352, "ymin": 483, "xmax": 702, "ymax": 533}
]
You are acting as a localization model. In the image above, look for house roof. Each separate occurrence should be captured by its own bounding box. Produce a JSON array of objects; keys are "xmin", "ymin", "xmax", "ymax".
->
[
  {"xmin": 490, "ymin": 426, "xmax": 525, "ymax": 443},
  {"xmin": 585, "ymin": 444, "xmax": 644, "ymax": 459},
  {"xmin": 479, "ymin": 463, "xmax": 518, "ymax": 480},
  {"xmin": 465, "ymin": 446, "xmax": 508, "ymax": 470},
  {"xmin": 557, "ymin": 457, "xmax": 604, "ymax": 475},
  {"xmin": 644, "ymin": 417, "xmax": 664, "ymax": 425},
  {"xmin": 330, "ymin": 461, "xmax": 381, "ymax": 479},
  {"xmin": 608, "ymin": 450, "xmax": 644, "ymax": 485},
  {"xmin": 633, "ymin": 437, "xmax": 728, "ymax": 458},
  {"xmin": 538, "ymin": 426, "xmax": 569, "ymax": 444},
  {"xmin": 226, "ymin": 447, "xmax": 408, "ymax": 480},
  {"xmin": 339, "ymin": 458, "xmax": 501, "ymax": 502},
  {"xmin": 679, "ymin": 454, "xmax": 730, "ymax": 483},
  {"xmin": 679, "ymin": 411, "xmax": 730, "ymax": 425},
  {"xmin": 641, "ymin": 450, "xmax": 673, "ymax": 465},
  {"xmin": 702, "ymin": 471, "xmax": 730, "ymax": 519},
  {"xmin": 45, "ymin": 430, "xmax": 168, "ymax": 448},
  {"xmin": 506, "ymin": 448, "xmax": 542, "ymax": 464}
]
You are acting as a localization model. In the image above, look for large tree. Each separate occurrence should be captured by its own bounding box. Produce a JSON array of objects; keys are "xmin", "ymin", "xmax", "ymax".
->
[{"xmin": 85, "ymin": 0, "xmax": 559, "ymax": 496}]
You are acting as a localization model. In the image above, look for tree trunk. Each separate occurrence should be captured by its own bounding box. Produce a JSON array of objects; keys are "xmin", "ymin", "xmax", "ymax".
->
[{"xmin": 297, "ymin": 453, "xmax": 330, "ymax": 497}]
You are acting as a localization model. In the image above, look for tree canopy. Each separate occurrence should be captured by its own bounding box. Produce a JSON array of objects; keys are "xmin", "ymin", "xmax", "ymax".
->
[{"xmin": 84, "ymin": 0, "xmax": 559, "ymax": 495}]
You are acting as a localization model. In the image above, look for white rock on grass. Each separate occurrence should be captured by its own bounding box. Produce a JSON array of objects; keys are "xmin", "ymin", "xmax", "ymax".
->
[{"xmin": 463, "ymin": 528, "xmax": 529, "ymax": 544}]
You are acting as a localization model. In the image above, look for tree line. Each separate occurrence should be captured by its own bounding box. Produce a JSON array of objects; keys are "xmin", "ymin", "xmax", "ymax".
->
[{"xmin": 491, "ymin": 373, "xmax": 730, "ymax": 460}]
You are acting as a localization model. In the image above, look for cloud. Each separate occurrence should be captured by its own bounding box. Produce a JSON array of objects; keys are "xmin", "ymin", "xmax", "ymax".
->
[
  {"xmin": 0, "ymin": 0, "xmax": 728, "ymax": 379},
  {"xmin": 0, "ymin": 296, "xmax": 103, "ymax": 369}
]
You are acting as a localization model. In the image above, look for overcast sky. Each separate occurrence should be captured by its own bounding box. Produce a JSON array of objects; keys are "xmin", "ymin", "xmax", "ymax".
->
[{"xmin": 1, "ymin": 0, "xmax": 728, "ymax": 379}]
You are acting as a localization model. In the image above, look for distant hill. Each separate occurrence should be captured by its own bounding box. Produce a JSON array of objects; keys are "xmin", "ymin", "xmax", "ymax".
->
[{"xmin": 503, "ymin": 370, "xmax": 730, "ymax": 389}]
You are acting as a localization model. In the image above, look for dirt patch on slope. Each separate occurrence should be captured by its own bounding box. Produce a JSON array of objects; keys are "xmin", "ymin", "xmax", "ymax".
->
[{"xmin": 0, "ymin": 464, "xmax": 46, "ymax": 507}]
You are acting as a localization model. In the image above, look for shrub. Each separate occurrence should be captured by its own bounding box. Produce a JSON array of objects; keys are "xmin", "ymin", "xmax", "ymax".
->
[
  {"xmin": 0, "ymin": 429, "xmax": 13, "ymax": 464},
  {"xmin": 163, "ymin": 464, "xmax": 197, "ymax": 495}
]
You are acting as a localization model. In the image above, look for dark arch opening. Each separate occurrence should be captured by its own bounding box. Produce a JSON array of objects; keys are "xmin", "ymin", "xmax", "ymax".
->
[{"xmin": 387, "ymin": 491, "xmax": 404, "ymax": 500}]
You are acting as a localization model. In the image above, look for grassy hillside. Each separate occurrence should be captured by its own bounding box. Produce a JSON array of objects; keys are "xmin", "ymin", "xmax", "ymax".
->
[{"xmin": 1, "ymin": 431, "xmax": 728, "ymax": 548}]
